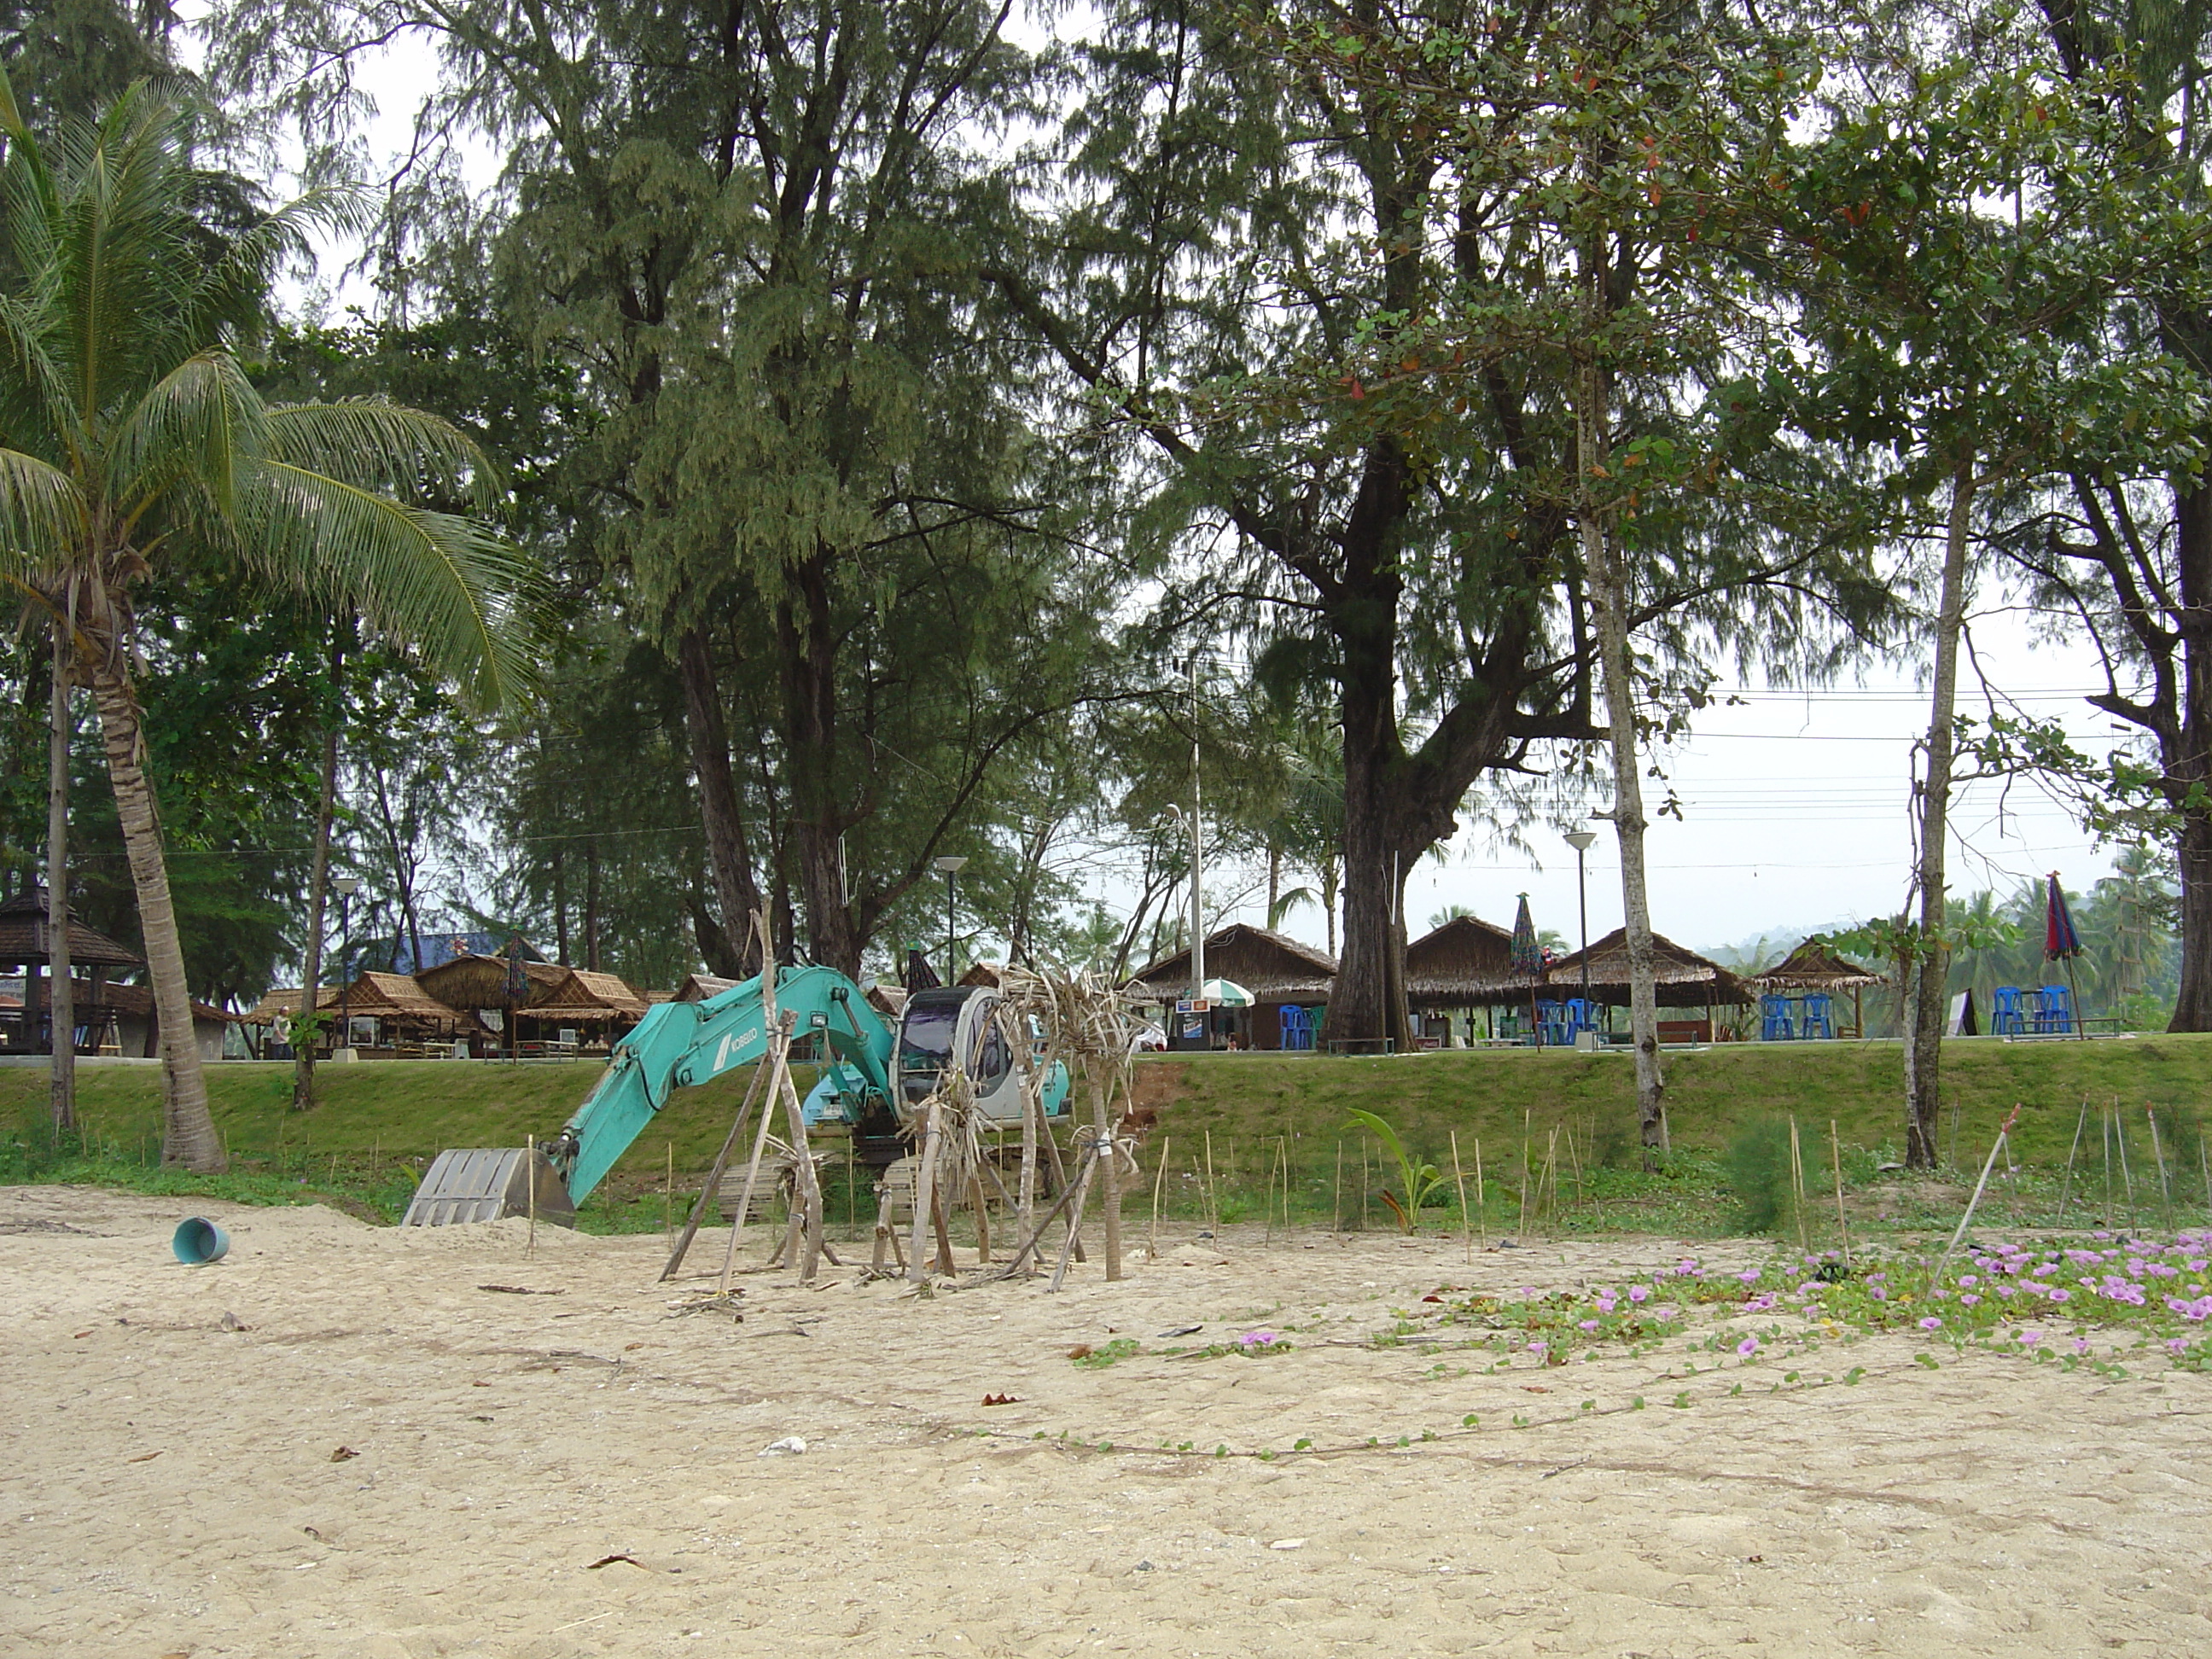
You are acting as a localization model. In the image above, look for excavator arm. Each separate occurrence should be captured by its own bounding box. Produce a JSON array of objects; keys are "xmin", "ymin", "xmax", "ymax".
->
[{"xmin": 545, "ymin": 964, "xmax": 894, "ymax": 1202}]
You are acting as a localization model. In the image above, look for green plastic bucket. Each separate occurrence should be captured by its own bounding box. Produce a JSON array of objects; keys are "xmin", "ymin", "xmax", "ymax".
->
[{"xmin": 172, "ymin": 1216, "xmax": 230, "ymax": 1266}]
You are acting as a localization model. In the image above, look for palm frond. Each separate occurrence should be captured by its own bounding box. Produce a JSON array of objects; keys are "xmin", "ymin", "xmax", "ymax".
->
[
  {"xmin": 0, "ymin": 291, "xmax": 78, "ymax": 465},
  {"xmin": 106, "ymin": 349, "xmax": 267, "ymax": 525},
  {"xmin": 0, "ymin": 445, "xmax": 85, "ymax": 573},
  {"xmin": 265, "ymin": 399, "xmax": 501, "ymax": 509},
  {"xmin": 241, "ymin": 458, "xmax": 538, "ymax": 709}
]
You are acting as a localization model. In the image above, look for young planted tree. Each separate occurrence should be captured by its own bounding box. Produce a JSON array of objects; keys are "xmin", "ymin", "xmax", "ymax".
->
[
  {"xmin": 0, "ymin": 74, "xmax": 531, "ymax": 1167},
  {"xmin": 1776, "ymin": 54, "xmax": 2206, "ymax": 1160}
]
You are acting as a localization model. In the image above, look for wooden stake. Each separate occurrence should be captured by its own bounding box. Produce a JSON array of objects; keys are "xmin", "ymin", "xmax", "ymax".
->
[
  {"xmin": 1016, "ymin": 1023, "xmax": 1039, "ymax": 1270},
  {"xmin": 2116, "ymin": 1100, "xmax": 2138, "ymax": 1231},
  {"xmin": 1450, "ymin": 1129, "xmax": 1472, "ymax": 1266},
  {"xmin": 1828, "ymin": 1118, "xmax": 1852, "ymax": 1267},
  {"xmin": 1148, "ymin": 1132, "xmax": 1170, "ymax": 1260},
  {"xmin": 1789, "ymin": 1116, "xmax": 1809, "ymax": 1253},
  {"xmin": 1203, "ymin": 1128, "xmax": 1219, "ymax": 1237},
  {"xmin": 1518, "ymin": 1114, "xmax": 1532, "ymax": 1242},
  {"xmin": 2056, "ymin": 1098, "xmax": 2089, "ymax": 1228},
  {"xmin": 2147, "ymin": 1105, "xmax": 2175, "ymax": 1233},
  {"xmin": 2103, "ymin": 1103, "xmax": 2115, "ymax": 1230},
  {"xmin": 1936, "ymin": 1106, "xmax": 2019, "ymax": 1280},
  {"xmin": 1088, "ymin": 1071, "xmax": 1123, "ymax": 1280},
  {"xmin": 1474, "ymin": 1138, "xmax": 1487, "ymax": 1248},
  {"xmin": 526, "ymin": 1133, "xmax": 537, "ymax": 1256},
  {"xmin": 1047, "ymin": 1141, "xmax": 1100, "ymax": 1291},
  {"xmin": 1333, "ymin": 1139, "xmax": 1342, "ymax": 1232},
  {"xmin": 1360, "ymin": 1138, "xmax": 1371, "ymax": 1231},
  {"xmin": 1280, "ymin": 1136, "xmax": 1291, "ymax": 1235}
]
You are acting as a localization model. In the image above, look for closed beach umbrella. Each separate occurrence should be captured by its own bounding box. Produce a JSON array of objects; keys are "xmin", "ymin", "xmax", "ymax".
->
[
  {"xmin": 1511, "ymin": 894, "xmax": 1544, "ymax": 1046},
  {"xmin": 1510, "ymin": 894, "xmax": 1543, "ymax": 975},
  {"xmin": 2043, "ymin": 872, "xmax": 2086, "ymax": 1039},
  {"xmin": 2044, "ymin": 872, "xmax": 2082, "ymax": 960}
]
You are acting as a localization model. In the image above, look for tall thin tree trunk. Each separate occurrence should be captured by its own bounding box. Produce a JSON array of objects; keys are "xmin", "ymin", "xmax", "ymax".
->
[
  {"xmin": 47, "ymin": 616, "xmax": 74, "ymax": 1132},
  {"xmin": 1578, "ymin": 367, "xmax": 1666, "ymax": 1155},
  {"xmin": 585, "ymin": 837, "xmax": 602, "ymax": 972},
  {"xmin": 678, "ymin": 625, "xmax": 765, "ymax": 973},
  {"xmin": 294, "ymin": 717, "xmax": 338, "ymax": 1110},
  {"xmin": 294, "ymin": 630, "xmax": 346, "ymax": 1110},
  {"xmin": 552, "ymin": 844, "xmax": 569, "ymax": 966},
  {"xmin": 88, "ymin": 666, "xmax": 222, "ymax": 1171},
  {"xmin": 1905, "ymin": 463, "xmax": 1976, "ymax": 1167}
]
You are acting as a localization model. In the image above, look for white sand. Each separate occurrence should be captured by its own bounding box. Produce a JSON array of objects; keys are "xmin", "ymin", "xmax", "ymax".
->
[{"xmin": 3, "ymin": 1184, "xmax": 2209, "ymax": 1656}]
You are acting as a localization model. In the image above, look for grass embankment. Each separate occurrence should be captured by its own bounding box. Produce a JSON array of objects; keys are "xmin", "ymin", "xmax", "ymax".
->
[{"xmin": 5, "ymin": 1035, "xmax": 2212, "ymax": 1239}]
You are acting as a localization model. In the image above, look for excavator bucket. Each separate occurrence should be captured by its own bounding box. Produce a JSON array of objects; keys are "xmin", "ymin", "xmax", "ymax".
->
[{"xmin": 403, "ymin": 1147, "xmax": 577, "ymax": 1228}]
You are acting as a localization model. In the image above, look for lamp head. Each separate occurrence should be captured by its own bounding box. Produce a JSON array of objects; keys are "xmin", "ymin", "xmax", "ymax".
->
[
  {"xmin": 333, "ymin": 876, "xmax": 363, "ymax": 896},
  {"xmin": 1563, "ymin": 830, "xmax": 1598, "ymax": 853},
  {"xmin": 933, "ymin": 856, "xmax": 969, "ymax": 875}
]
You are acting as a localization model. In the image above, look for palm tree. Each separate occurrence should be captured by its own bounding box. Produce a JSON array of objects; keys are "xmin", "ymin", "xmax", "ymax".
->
[{"xmin": 0, "ymin": 74, "xmax": 531, "ymax": 1169}]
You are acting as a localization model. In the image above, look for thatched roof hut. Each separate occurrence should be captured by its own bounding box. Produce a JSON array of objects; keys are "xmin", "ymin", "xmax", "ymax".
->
[
  {"xmin": 246, "ymin": 972, "xmax": 469, "ymax": 1030},
  {"xmin": 414, "ymin": 954, "xmax": 570, "ymax": 1012},
  {"xmin": 1747, "ymin": 937, "xmax": 1885, "ymax": 991},
  {"xmin": 1406, "ymin": 914, "xmax": 1517, "ymax": 1008},
  {"xmin": 1452, "ymin": 928, "xmax": 1753, "ymax": 1009},
  {"xmin": 673, "ymin": 973, "xmax": 739, "ymax": 1004},
  {"xmin": 865, "ymin": 983, "xmax": 909, "ymax": 1021},
  {"xmin": 1541, "ymin": 929, "xmax": 1755, "ymax": 1008},
  {"xmin": 1126, "ymin": 923, "xmax": 1337, "ymax": 1002},
  {"xmin": 526, "ymin": 968, "xmax": 649, "ymax": 1025}
]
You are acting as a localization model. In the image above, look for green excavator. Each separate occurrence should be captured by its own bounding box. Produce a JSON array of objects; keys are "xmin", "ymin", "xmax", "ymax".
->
[{"xmin": 402, "ymin": 965, "xmax": 1069, "ymax": 1226}]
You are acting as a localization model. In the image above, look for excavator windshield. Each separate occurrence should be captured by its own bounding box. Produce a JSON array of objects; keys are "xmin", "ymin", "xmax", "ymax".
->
[{"xmin": 898, "ymin": 991, "xmax": 966, "ymax": 1103}]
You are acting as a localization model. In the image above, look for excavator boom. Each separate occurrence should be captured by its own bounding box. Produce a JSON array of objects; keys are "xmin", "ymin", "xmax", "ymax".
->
[{"xmin": 550, "ymin": 964, "xmax": 894, "ymax": 1201}]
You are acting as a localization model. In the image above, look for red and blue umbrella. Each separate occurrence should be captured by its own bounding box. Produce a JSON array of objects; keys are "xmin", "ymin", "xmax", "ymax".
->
[
  {"xmin": 2043, "ymin": 872, "xmax": 2082, "ymax": 960},
  {"xmin": 1510, "ymin": 894, "xmax": 1544, "ymax": 975}
]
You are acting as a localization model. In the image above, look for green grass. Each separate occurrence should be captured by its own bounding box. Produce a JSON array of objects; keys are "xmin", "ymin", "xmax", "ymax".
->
[{"xmin": 8, "ymin": 1034, "xmax": 2212, "ymax": 1237}]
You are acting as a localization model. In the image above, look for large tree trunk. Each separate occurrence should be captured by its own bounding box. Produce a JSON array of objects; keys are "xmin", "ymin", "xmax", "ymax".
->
[
  {"xmin": 1904, "ymin": 463, "xmax": 1976, "ymax": 1167},
  {"xmin": 293, "ymin": 716, "xmax": 339, "ymax": 1111},
  {"xmin": 1327, "ymin": 448, "xmax": 1416, "ymax": 1049},
  {"xmin": 678, "ymin": 624, "xmax": 766, "ymax": 974},
  {"xmin": 2168, "ymin": 477, "xmax": 2212, "ymax": 1029},
  {"xmin": 1580, "ymin": 408, "xmax": 1667, "ymax": 1155},
  {"xmin": 778, "ymin": 557, "xmax": 864, "ymax": 976},
  {"xmin": 47, "ymin": 618, "xmax": 74, "ymax": 1132},
  {"xmin": 88, "ymin": 665, "xmax": 224, "ymax": 1171}
]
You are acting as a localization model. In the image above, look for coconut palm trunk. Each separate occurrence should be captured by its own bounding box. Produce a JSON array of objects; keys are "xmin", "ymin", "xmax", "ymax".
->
[
  {"xmin": 47, "ymin": 611, "xmax": 75, "ymax": 1132},
  {"xmin": 89, "ymin": 663, "xmax": 223, "ymax": 1169}
]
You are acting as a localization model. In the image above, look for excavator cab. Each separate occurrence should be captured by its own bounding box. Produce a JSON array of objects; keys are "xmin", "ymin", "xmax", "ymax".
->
[{"xmin": 896, "ymin": 987, "xmax": 1024, "ymax": 1118}]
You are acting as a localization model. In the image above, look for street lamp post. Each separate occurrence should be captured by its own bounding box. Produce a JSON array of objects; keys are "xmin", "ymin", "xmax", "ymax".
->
[
  {"xmin": 1563, "ymin": 830, "xmax": 1597, "ymax": 1044},
  {"xmin": 932, "ymin": 856, "xmax": 967, "ymax": 984},
  {"xmin": 332, "ymin": 876, "xmax": 361, "ymax": 1056}
]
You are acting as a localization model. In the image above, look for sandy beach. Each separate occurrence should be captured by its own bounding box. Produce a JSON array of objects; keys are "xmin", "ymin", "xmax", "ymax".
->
[{"xmin": 3, "ymin": 1184, "xmax": 2208, "ymax": 1656}]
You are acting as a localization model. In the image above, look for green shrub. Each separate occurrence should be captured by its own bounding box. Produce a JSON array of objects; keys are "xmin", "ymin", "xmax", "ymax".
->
[{"xmin": 1725, "ymin": 1117, "xmax": 1796, "ymax": 1235}]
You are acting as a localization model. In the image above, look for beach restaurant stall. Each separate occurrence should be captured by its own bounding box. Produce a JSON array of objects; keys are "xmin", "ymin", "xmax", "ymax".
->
[
  {"xmin": 1405, "ymin": 914, "xmax": 1518, "ymax": 1045},
  {"xmin": 1456, "ymin": 928, "xmax": 1755, "ymax": 1044},
  {"xmin": 1124, "ymin": 923, "xmax": 1337, "ymax": 1051},
  {"xmin": 244, "ymin": 971, "xmax": 473, "ymax": 1057},
  {"xmin": 413, "ymin": 952, "xmax": 571, "ymax": 1055},
  {"xmin": 1746, "ymin": 936, "xmax": 1885, "ymax": 1039},
  {"xmin": 515, "ymin": 967, "xmax": 650, "ymax": 1051}
]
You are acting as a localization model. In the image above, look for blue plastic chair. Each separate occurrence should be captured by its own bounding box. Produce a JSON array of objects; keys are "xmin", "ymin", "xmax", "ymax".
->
[
  {"xmin": 1534, "ymin": 999, "xmax": 1567, "ymax": 1046},
  {"xmin": 1563, "ymin": 997, "xmax": 1592, "ymax": 1039},
  {"xmin": 2039, "ymin": 983, "xmax": 2075, "ymax": 1035},
  {"xmin": 1760, "ymin": 994, "xmax": 1796, "ymax": 1041},
  {"xmin": 1991, "ymin": 987, "xmax": 2026, "ymax": 1036},
  {"xmin": 1799, "ymin": 992, "xmax": 1835, "ymax": 1040}
]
